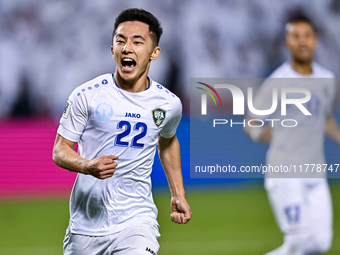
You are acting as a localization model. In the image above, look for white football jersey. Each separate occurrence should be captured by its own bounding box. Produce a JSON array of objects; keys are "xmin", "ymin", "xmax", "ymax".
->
[
  {"xmin": 58, "ymin": 73, "xmax": 182, "ymax": 236},
  {"xmin": 250, "ymin": 62, "xmax": 335, "ymax": 173}
]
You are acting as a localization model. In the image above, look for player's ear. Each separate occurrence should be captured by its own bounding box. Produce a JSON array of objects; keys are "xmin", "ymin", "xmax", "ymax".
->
[
  {"xmin": 111, "ymin": 46, "xmax": 114, "ymax": 58},
  {"xmin": 150, "ymin": 46, "xmax": 160, "ymax": 61}
]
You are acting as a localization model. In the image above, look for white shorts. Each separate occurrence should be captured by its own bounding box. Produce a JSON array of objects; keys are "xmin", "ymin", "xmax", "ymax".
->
[
  {"xmin": 265, "ymin": 178, "xmax": 333, "ymax": 239},
  {"xmin": 63, "ymin": 222, "xmax": 160, "ymax": 255}
]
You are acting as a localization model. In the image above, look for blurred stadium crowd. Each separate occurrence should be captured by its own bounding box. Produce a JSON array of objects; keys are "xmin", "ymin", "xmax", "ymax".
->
[{"xmin": 1, "ymin": 0, "xmax": 340, "ymax": 117}]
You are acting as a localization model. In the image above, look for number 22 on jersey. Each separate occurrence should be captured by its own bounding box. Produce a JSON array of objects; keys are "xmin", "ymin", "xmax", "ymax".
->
[{"xmin": 114, "ymin": 121, "xmax": 147, "ymax": 149}]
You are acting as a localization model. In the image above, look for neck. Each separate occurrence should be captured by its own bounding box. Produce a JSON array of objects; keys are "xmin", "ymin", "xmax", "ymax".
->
[
  {"xmin": 290, "ymin": 58, "xmax": 313, "ymax": 75},
  {"xmin": 114, "ymin": 70, "xmax": 150, "ymax": 93}
]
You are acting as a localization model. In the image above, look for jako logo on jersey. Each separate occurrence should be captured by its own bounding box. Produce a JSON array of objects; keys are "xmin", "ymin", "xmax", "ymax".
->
[
  {"xmin": 96, "ymin": 103, "xmax": 113, "ymax": 122},
  {"xmin": 145, "ymin": 247, "xmax": 156, "ymax": 255},
  {"xmin": 125, "ymin": 112, "xmax": 141, "ymax": 118},
  {"xmin": 152, "ymin": 108, "xmax": 166, "ymax": 127},
  {"xmin": 196, "ymin": 82, "xmax": 223, "ymax": 115},
  {"xmin": 199, "ymin": 83, "xmax": 311, "ymax": 116}
]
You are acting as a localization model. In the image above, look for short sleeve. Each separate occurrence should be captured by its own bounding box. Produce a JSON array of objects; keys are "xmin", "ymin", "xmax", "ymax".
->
[
  {"xmin": 57, "ymin": 89, "xmax": 88, "ymax": 142},
  {"xmin": 160, "ymin": 97, "xmax": 182, "ymax": 138}
]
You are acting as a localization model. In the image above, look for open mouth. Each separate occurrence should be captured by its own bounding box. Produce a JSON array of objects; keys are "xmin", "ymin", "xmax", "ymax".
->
[{"xmin": 121, "ymin": 58, "xmax": 136, "ymax": 72}]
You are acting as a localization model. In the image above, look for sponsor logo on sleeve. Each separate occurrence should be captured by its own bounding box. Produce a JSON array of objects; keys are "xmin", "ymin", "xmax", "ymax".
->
[{"xmin": 62, "ymin": 100, "xmax": 72, "ymax": 119}]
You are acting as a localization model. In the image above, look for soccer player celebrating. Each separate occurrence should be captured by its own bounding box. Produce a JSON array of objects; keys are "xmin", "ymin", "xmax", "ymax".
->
[
  {"xmin": 245, "ymin": 14, "xmax": 340, "ymax": 255},
  {"xmin": 53, "ymin": 8, "xmax": 191, "ymax": 255}
]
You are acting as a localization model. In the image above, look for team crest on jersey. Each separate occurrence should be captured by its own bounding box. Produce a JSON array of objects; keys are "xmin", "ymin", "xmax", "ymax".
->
[
  {"xmin": 96, "ymin": 103, "xmax": 113, "ymax": 122},
  {"xmin": 152, "ymin": 108, "xmax": 166, "ymax": 127},
  {"xmin": 62, "ymin": 100, "xmax": 72, "ymax": 119}
]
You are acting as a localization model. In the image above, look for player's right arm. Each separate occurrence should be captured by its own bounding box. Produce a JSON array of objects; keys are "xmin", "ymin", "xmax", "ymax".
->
[{"xmin": 53, "ymin": 134, "xmax": 118, "ymax": 179}]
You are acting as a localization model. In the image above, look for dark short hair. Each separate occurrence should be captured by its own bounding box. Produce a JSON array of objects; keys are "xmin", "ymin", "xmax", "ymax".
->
[
  {"xmin": 285, "ymin": 10, "xmax": 317, "ymax": 35},
  {"xmin": 113, "ymin": 8, "xmax": 163, "ymax": 46}
]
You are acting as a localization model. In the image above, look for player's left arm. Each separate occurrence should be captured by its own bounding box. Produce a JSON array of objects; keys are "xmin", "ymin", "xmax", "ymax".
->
[
  {"xmin": 325, "ymin": 114, "xmax": 340, "ymax": 145},
  {"xmin": 244, "ymin": 116, "xmax": 272, "ymax": 144},
  {"xmin": 158, "ymin": 134, "xmax": 192, "ymax": 224}
]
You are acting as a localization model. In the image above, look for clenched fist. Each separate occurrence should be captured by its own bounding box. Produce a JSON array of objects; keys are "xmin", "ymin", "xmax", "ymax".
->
[
  {"xmin": 170, "ymin": 196, "xmax": 192, "ymax": 224},
  {"xmin": 83, "ymin": 155, "xmax": 119, "ymax": 179}
]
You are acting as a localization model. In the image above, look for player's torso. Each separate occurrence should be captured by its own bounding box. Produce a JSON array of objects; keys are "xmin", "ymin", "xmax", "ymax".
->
[
  {"xmin": 79, "ymin": 77, "xmax": 171, "ymax": 175},
  {"xmin": 65, "ymin": 75, "xmax": 182, "ymax": 234},
  {"xmin": 267, "ymin": 63, "xmax": 334, "ymax": 166}
]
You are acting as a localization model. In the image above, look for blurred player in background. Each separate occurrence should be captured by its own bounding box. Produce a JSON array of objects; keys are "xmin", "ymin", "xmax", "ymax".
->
[
  {"xmin": 53, "ymin": 8, "xmax": 191, "ymax": 255},
  {"xmin": 245, "ymin": 14, "xmax": 340, "ymax": 255}
]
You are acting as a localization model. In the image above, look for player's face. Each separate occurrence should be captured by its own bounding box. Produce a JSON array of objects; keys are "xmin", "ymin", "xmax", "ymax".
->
[
  {"xmin": 285, "ymin": 21, "xmax": 317, "ymax": 63},
  {"xmin": 111, "ymin": 21, "xmax": 160, "ymax": 83}
]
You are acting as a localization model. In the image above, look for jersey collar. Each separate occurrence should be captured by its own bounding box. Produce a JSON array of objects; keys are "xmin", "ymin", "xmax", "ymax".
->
[
  {"xmin": 112, "ymin": 74, "xmax": 151, "ymax": 91},
  {"xmin": 287, "ymin": 61, "xmax": 315, "ymax": 77}
]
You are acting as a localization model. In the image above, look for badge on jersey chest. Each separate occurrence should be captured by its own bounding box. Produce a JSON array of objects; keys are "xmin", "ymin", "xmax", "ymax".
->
[
  {"xmin": 96, "ymin": 102, "xmax": 113, "ymax": 122},
  {"xmin": 152, "ymin": 108, "xmax": 166, "ymax": 127}
]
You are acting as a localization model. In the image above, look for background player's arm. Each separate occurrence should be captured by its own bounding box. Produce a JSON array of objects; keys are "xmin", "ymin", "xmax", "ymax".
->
[
  {"xmin": 244, "ymin": 116, "xmax": 272, "ymax": 144},
  {"xmin": 325, "ymin": 114, "xmax": 340, "ymax": 145},
  {"xmin": 53, "ymin": 134, "xmax": 118, "ymax": 179},
  {"xmin": 243, "ymin": 79, "xmax": 275, "ymax": 144},
  {"xmin": 158, "ymin": 134, "xmax": 192, "ymax": 224}
]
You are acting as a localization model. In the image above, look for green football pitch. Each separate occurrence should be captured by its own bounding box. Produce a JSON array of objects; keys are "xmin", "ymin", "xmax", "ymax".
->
[{"xmin": 0, "ymin": 184, "xmax": 339, "ymax": 255}]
